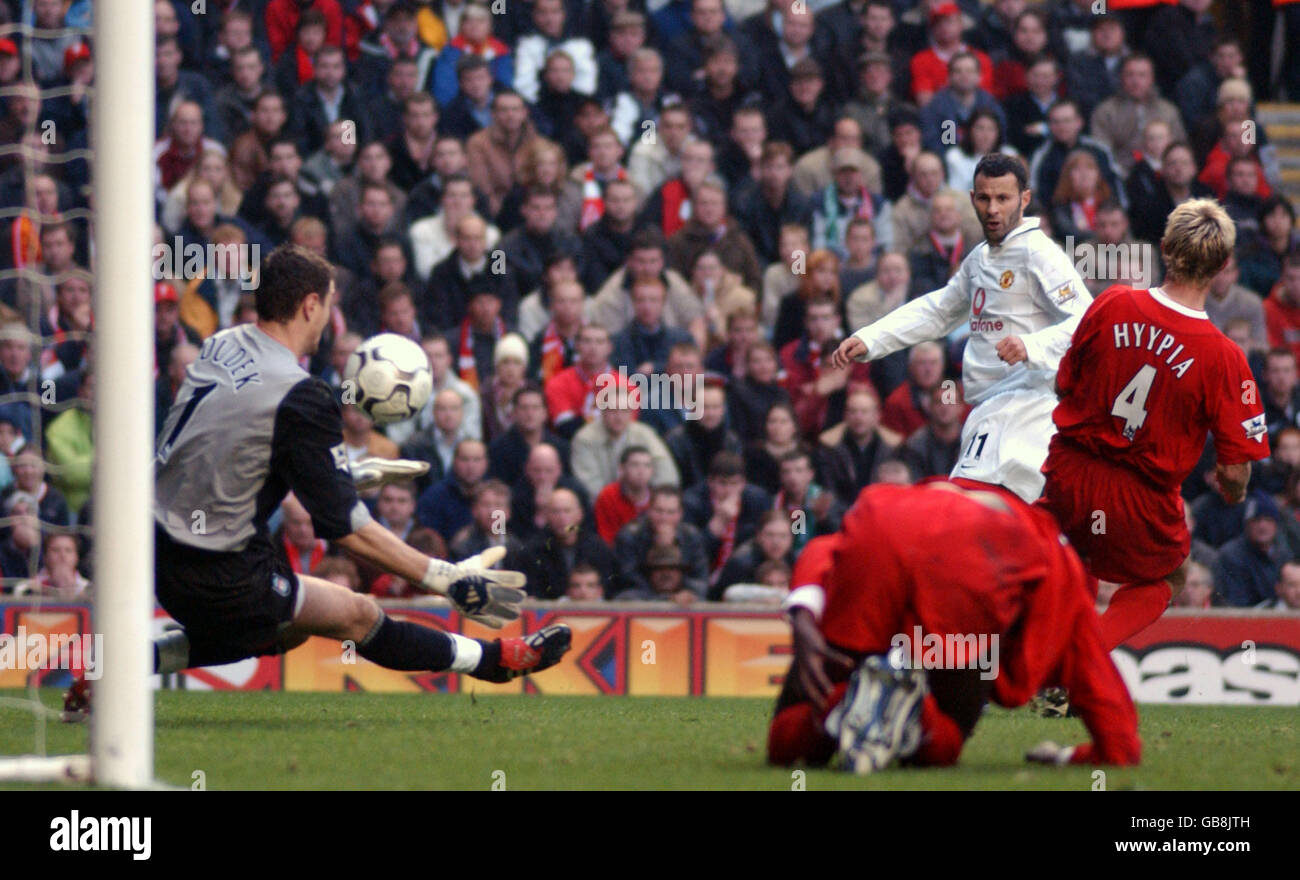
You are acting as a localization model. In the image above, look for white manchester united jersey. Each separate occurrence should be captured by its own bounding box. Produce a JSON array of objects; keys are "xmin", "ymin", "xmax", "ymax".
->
[{"xmin": 852, "ymin": 216, "xmax": 1092, "ymax": 405}]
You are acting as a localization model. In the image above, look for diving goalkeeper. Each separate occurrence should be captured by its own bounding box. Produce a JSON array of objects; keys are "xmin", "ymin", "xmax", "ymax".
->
[{"xmin": 68, "ymin": 245, "xmax": 568, "ymax": 718}]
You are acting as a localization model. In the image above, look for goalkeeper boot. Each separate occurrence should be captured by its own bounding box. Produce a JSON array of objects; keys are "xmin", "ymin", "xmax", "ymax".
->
[
  {"xmin": 469, "ymin": 624, "xmax": 572, "ymax": 683},
  {"xmin": 60, "ymin": 675, "xmax": 91, "ymax": 723},
  {"xmin": 1028, "ymin": 686, "xmax": 1071, "ymax": 718},
  {"xmin": 825, "ymin": 654, "xmax": 927, "ymax": 774}
]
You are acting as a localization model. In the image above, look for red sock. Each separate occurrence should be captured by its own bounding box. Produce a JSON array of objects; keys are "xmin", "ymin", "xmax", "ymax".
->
[
  {"xmin": 911, "ymin": 695, "xmax": 964, "ymax": 766},
  {"xmin": 766, "ymin": 683, "xmax": 847, "ymax": 767},
  {"xmin": 1099, "ymin": 580, "xmax": 1172, "ymax": 651}
]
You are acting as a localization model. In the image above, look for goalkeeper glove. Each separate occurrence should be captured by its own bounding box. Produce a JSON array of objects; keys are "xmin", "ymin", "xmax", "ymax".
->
[
  {"xmin": 422, "ymin": 546, "xmax": 528, "ymax": 629},
  {"xmin": 351, "ymin": 457, "xmax": 430, "ymax": 492}
]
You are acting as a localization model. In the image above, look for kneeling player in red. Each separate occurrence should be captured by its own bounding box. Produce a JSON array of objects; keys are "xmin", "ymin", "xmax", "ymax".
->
[
  {"xmin": 1040, "ymin": 199, "xmax": 1269, "ymax": 650},
  {"xmin": 767, "ymin": 481, "xmax": 1140, "ymax": 772}
]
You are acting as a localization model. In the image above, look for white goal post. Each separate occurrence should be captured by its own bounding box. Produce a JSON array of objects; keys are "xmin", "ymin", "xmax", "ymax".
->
[{"xmin": 0, "ymin": 0, "xmax": 155, "ymax": 787}]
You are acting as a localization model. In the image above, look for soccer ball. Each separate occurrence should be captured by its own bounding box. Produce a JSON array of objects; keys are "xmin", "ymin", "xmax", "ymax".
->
[{"xmin": 343, "ymin": 333, "xmax": 433, "ymax": 425}]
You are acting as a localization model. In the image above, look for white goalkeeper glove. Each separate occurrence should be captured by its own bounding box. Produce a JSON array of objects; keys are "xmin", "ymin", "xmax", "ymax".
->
[
  {"xmin": 351, "ymin": 457, "xmax": 429, "ymax": 491},
  {"xmin": 1025, "ymin": 741, "xmax": 1077, "ymax": 766},
  {"xmin": 421, "ymin": 546, "xmax": 528, "ymax": 629}
]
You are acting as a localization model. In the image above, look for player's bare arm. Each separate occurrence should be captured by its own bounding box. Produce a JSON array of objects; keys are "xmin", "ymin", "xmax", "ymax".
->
[
  {"xmin": 1215, "ymin": 461, "xmax": 1251, "ymax": 504},
  {"xmin": 788, "ymin": 606, "xmax": 853, "ymax": 711}
]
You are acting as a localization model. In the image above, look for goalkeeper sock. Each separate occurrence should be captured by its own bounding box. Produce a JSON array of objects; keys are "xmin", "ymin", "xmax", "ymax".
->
[
  {"xmin": 1099, "ymin": 580, "xmax": 1172, "ymax": 651},
  {"xmin": 357, "ymin": 610, "xmax": 482, "ymax": 672},
  {"xmin": 910, "ymin": 696, "xmax": 963, "ymax": 767}
]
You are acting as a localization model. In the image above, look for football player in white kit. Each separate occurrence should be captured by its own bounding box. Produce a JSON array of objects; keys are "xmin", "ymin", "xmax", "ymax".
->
[{"xmin": 831, "ymin": 153, "xmax": 1091, "ymax": 502}]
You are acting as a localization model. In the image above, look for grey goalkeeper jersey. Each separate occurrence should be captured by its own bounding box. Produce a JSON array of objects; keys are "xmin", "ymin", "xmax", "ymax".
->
[{"xmin": 155, "ymin": 323, "xmax": 371, "ymax": 553}]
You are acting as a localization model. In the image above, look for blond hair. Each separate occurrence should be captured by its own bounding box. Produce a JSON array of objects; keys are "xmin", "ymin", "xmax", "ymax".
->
[{"xmin": 1161, "ymin": 199, "xmax": 1236, "ymax": 285}]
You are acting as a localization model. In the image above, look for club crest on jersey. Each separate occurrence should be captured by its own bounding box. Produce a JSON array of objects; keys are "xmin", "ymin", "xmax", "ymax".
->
[
  {"xmin": 999, "ymin": 270, "xmax": 1014, "ymax": 289},
  {"xmin": 1053, "ymin": 283, "xmax": 1077, "ymax": 306},
  {"xmin": 330, "ymin": 443, "xmax": 349, "ymax": 471},
  {"xmin": 1242, "ymin": 414, "xmax": 1267, "ymax": 443}
]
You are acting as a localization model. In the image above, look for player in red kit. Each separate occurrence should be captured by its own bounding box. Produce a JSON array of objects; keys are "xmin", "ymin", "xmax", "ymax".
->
[
  {"xmin": 1042, "ymin": 199, "xmax": 1270, "ymax": 652},
  {"xmin": 768, "ymin": 481, "xmax": 1141, "ymax": 773}
]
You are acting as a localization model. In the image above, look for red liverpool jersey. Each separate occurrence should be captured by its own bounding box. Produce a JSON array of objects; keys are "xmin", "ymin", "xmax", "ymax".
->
[{"xmin": 1052, "ymin": 285, "xmax": 1270, "ymax": 490}]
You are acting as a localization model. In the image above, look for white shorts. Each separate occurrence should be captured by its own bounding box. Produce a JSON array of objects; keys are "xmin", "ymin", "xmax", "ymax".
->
[{"xmin": 949, "ymin": 388, "xmax": 1057, "ymax": 502}]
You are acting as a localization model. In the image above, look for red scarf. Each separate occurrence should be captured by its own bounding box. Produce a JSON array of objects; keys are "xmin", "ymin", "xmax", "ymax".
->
[
  {"xmin": 10, "ymin": 212, "xmax": 39, "ymax": 269},
  {"xmin": 449, "ymin": 34, "xmax": 509, "ymax": 60},
  {"xmin": 660, "ymin": 178, "xmax": 691, "ymax": 236},
  {"xmin": 295, "ymin": 45, "xmax": 315, "ymax": 85},
  {"xmin": 457, "ymin": 316, "xmax": 505, "ymax": 391},
  {"xmin": 579, "ymin": 165, "xmax": 627, "ymax": 231},
  {"xmin": 156, "ymin": 140, "xmax": 202, "ymax": 191},
  {"xmin": 378, "ymin": 32, "xmax": 419, "ymax": 59},
  {"xmin": 929, "ymin": 230, "xmax": 963, "ymax": 275},
  {"xmin": 283, "ymin": 536, "xmax": 326, "ymax": 574},
  {"xmin": 709, "ymin": 511, "xmax": 738, "ymax": 586},
  {"xmin": 540, "ymin": 320, "xmax": 568, "ymax": 382}
]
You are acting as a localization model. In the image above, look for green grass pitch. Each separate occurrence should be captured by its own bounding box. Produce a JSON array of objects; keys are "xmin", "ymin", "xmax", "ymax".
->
[{"xmin": 2, "ymin": 689, "xmax": 1297, "ymax": 789}]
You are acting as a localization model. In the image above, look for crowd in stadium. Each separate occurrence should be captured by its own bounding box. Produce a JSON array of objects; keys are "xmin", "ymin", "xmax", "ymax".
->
[{"xmin": 0, "ymin": 0, "xmax": 1299, "ymax": 611}]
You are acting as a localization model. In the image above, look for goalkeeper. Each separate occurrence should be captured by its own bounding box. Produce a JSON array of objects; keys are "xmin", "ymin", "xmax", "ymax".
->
[{"xmin": 71, "ymin": 245, "xmax": 567, "ymax": 718}]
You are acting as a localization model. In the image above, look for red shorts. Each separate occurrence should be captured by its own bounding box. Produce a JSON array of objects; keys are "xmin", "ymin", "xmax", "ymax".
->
[{"xmin": 1040, "ymin": 436, "xmax": 1189, "ymax": 584}]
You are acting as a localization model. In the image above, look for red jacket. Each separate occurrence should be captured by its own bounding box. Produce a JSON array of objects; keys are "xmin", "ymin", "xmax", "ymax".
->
[
  {"xmin": 910, "ymin": 46, "xmax": 994, "ymax": 99},
  {"xmin": 1265, "ymin": 294, "xmax": 1300, "ymax": 362},
  {"xmin": 594, "ymin": 483, "xmax": 648, "ymax": 544},
  {"xmin": 266, "ymin": 0, "xmax": 347, "ymax": 61},
  {"xmin": 1198, "ymin": 144, "xmax": 1272, "ymax": 201}
]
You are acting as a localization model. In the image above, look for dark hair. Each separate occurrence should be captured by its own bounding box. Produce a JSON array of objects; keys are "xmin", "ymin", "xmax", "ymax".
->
[
  {"xmin": 629, "ymin": 226, "xmax": 667, "ymax": 253},
  {"xmin": 380, "ymin": 480, "xmax": 418, "ymax": 500},
  {"xmin": 256, "ymin": 244, "xmax": 334, "ymax": 322},
  {"xmin": 707, "ymin": 451, "xmax": 745, "ymax": 479},
  {"xmin": 404, "ymin": 92, "xmax": 437, "ymax": 114},
  {"xmin": 961, "ymin": 109, "xmax": 1005, "ymax": 157},
  {"xmin": 456, "ymin": 53, "xmax": 490, "ymax": 77},
  {"xmin": 1259, "ymin": 194, "xmax": 1297, "ymax": 226},
  {"xmin": 973, "ymin": 152, "xmax": 1028, "ymax": 192},
  {"xmin": 620, "ymin": 444, "xmax": 652, "ymax": 466},
  {"xmin": 298, "ymin": 8, "xmax": 328, "ymax": 31}
]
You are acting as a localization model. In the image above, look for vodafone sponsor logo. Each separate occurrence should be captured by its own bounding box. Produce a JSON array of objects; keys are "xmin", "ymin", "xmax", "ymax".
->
[
  {"xmin": 970, "ymin": 287, "xmax": 1003, "ymax": 333},
  {"xmin": 1113, "ymin": 644, "xmax": 1300, "ymax": 705}
]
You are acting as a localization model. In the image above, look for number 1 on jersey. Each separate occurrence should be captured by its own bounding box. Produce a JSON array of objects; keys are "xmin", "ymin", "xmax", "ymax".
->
[
  {"xmin": 1111, "ymin": 364, "xmax": 1156, "ymax": 441},
  {"xmin": 159, "ymin": 381, "xmax": 217, "ymax": 460}
]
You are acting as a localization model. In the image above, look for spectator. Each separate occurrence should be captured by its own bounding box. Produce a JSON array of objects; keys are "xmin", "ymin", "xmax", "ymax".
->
[
  {"xmin": 387, "ymin": 93, "xmax": 441, "ymax": 191},
  {"xmin": 520, "ymin": 487, "xmax": 616, "ymax": 598},
  {"xmin": 9, "ymin": 448, "xmax": 70, "ymax": 528},
  {"xmin": 890, "ymin": 150, "xmax": 982, "ymax": 257},
  {"xmin": 772, "ymin": 448, "xmax": 842, "ymax": 552},
  {"xmin": 842, "ymin": 50, "xmax": 903, "ymax": 159},
  {"xmin": 431, "ymin": 3, "xmax": 513, "ymax": 108},
  {"xmin": 466, "ymin": 90, "xmax": 540, "ymax": 217},
  {"xmin": 901, "ymin": 382, "xmax": 966, "ymax": 478},
  {"xmin": 683, "ymin": 450, "xmax": 772, "ymax": 588},
  {"xmin": 510, "ymin": 441, "xmax": 589, "ymax": 542},
  {"xmin": 919, "ymin": 52, "xmax": 1006, "ymax": 155},
  {"xmin": 1171, "ymin": 560, "xmax": 1214, "ymax": 609},
  {"xmin": 272, "ymin": 8, "xmax": 329, "ymax": 98},
  {"xmin": 594, "ymin": 445, "xmax": 655, "ymax": 543},
  {"xmin": 409, "ymin": 175, "xmax": 501, "ymax": 282},
  {"xmin": 1260, "ymin": 560, "xmax": 1300, "ymax": 611},
  {"xmin": 0, "ymin": 492, "xmax": 40, "ymax": 580},
  {"xmin": 489, "ymin": 385, "xmax": 570, "ymax": 487},
  {"xmin": 1049, "ymin": 149, "xmax": 1116, "ymax": 244},
  {"xmin": 1265, "ymin": 253, "xmax": 1300, "ymax": 364},
  {"xmin": 705, "ymin": 306, "xmax": 760, "ymax": 383},
  {"xmin": 499, "ymin": 188, "xmax": 582, "ymax": 307},
  {"xmin": 1127, "ymin": 141, "xmax": 1213, "ymax": 246},
  {"xmin": 388, "ymin": 335, "xmax": 483, "ymax": 452},
  {"xmin": 329, "ymin": 141, "xmax": 407, "ymax": 241},
  {"xmin": 376, "ymin": 480, "xmax": 419, "ymax": 541},
  {"xmin": 611, "ymin": 275, "xmax": 695, "ymax": 375},
  {"xmin": 356, "ymin": 2, "xmax": 435, "ymax": 98},
  {"xmin": 1004, "ymin": 55, "xmax": 1061, "ymax": 158},
  {"xmin": 340, "ymin": 403, "xmax": 400, "ymax": 466},
  {"xmin": 909, "ymin": 2, "xmax": 994, "ymax": 107},
  {"xmin": 945, "ymin": 109, "xmax": 1017, "ymax": 193},
  {"xmin": 314, "ymin": 555, "xmax": 363, "ymax": 592},
  {"xmin": 1088, "ymin": 53, "xmax": 1186, "ymax": 179},
  {"xmin": 526, "ymin": 277, "xmax": 584, "ymax": 380},
  {"xmin": 767, "ymin": 59, "xmax": 836, "ymax": 158},
  {"xmin": 483, "ymin": 333, "xmax": 530, "ymax": 441},
  {"xmin": 278, "ymin": 493, "xmax": 329, "ymax": 575},
  {"xmin": 562, "ymin": 562, "xmax": 607, "ymax": 601},
  {"xmin": 1027, "ymin": 99, "xmax": 1126, "ymax": 213},
  {"xmin": 333, "ymin": 181, "xmax": 400, "ymax": 279},
  {"xmin": 663, "ymin": 0, "xmax": 749, "ymax": 97},
  {"xmin": 712, "ymin": 509, "xmax": 795, "ymax": 599},
  {"xmin": 546, "ymin": 322, "xmax": 614, "ymax": 438},
  {"xmin": 732, "ymin": 142, "xmax": 813, "ymax": 266},
  {"xmin": 609, "ymin": 47, "xmax": 675, "ymax": 150},
  {"xmin": 1175, "ymin": 36, "xmax": 1247, "ymax": 137},
  {"xmin": 1198, "ymin": 117, "xmax": 1273, "ymax": 203},
  {"xmin": 416, "ymin": 437, "xmax": 489, "ymax": 539},
  {"xmin": 588, "ymin": 228, "xmax": 706, "ymax": 341},
  {"xmin": 450, "ymin": 479, "xmax": 525, "ymax": 568},
  {"xmin": 45, "ymin": 366, "xmax": 93, "ymax": 516},
  {"xmin": 1062, "ymin": 11, "xmax": 1127, "ymax": 121},
  {"xmin": 666, "ymin": 383, "xmax": 743, "ymax": 489},
  {"xmin": 728, "ymin": 340, "xmax": 793, "ymax": 441},
  {"xmin": 156, "ymin": 341, "xmax": 198, "ymax": 433},
  {"xmin": 229, "ymin": 91, "xmax": 289, "ymax": 192},
  {"xmin": 639, "ymin": 139, "xmax": 716, "ymax": 239},
  {"xmin": 498, "ymin": 138, "xmax": 584, "ymax": 239},
  {"xmin": 570, "ymin": 391, "xmax": 680, "ymax": 497},
  {"xmin": 580, "ymin": 178, "xmax": 640, "ymax": 292},
  {"xmin": 615, "ymin": 544, "xmax": 700, "ymax": 604},
  {"xmin": 15, "ymin": 533, "xmax": 89, "ymax": 599},
  {"xmin": 613, "ymin": 485, "xmax": 709, "ymax": 597},
  {"xmin": 910, "ymin": 191, "xmax": 977, "ymax": 297},
  {"xmin": 1204, "ymin": 253, "xmax": 1267, "ymax": 353},
  {"xmin": 154, "ymin": 100, "xmax": 227, "ymax": 201},
  {"xmin": 1212, "ymin": 492, "xmax": 1288, "ymax": 607},
  {"xmin": 289, "ymin": 45, "xmax": 371, "ymax": 156},
  {"xmin": 1238, "ymin": 196, "xmax": 1299, "ymax": 298},
  {"xmin": 628, "ymin": 102, "xmax": 692, "ymax": 200},
  {"xmin": 594, "ymin": 9, "xmax": 647, "ymax": 102},
  {"xmin": 513, "ymin": 0, "xmax": 598, "ymax": 103},
  {"xmin": 1263, "ymin": 347, "xmax": 1300, "ymax": 439},
  {"xmin": 687, "ymin": 36, "xmax": 758, "ymax": 149},
  {"xmin": 817, "ymin": 387, "xmax": 901, "ymax": 505},
  {"xmin": 439, "ymin": 55, "xmax": 495, "ymax": 141},
  {"xmin": 1143, "ymin": 0, "xmax": 1217, "ymax": 99}
]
